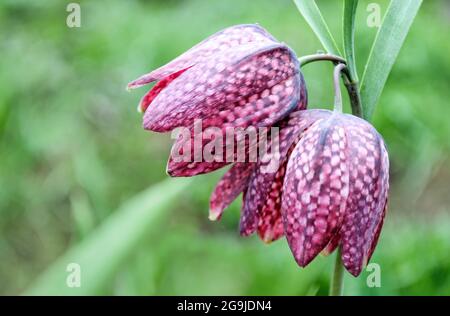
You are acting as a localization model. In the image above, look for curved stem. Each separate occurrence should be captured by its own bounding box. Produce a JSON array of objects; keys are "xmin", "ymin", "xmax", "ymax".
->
[
  {"xmin": 329, "ymin": 248, "xmax": 345, "ymax": 296},
  {"xmin": 298, "ymin": 54, "xmax": 363, "ymax": 117},
  {"xmin": 333, "ymin": 63, "xmax": 347, "ymax": 113},
  {"xmin": 299, "ymin": 53, "xmax": 346, "ymax": 67}
]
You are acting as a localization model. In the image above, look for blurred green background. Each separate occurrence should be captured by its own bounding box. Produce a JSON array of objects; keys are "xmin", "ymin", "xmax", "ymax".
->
[{"xmin": 0, "ymin": 0, "xmax": 449, "ymax": 295}]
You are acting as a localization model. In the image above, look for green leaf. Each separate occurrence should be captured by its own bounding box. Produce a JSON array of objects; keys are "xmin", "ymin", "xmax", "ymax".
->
[
  {"xmin": 343, "ymin": 0, "xmax": 359, "ymax": 82},
  {"xmin": 293, "ymin": 0, "xmax": 342, "ymax": 56},
  {"xmin": 360, "ymin": 0, "xmax": 422, "ymax": 120},
  {"xmin": 23, "ymin": 178, "xmax": 192, "ymax": 295}
]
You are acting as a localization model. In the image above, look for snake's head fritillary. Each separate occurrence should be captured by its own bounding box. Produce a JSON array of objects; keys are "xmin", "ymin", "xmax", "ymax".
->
[
  {"xmin": 282, "ymin": 111, "xmax": 389, "ymax": 276},
  {"xmin": 128, "ymin": 24, "xmax": 307, "ymax": 177}
]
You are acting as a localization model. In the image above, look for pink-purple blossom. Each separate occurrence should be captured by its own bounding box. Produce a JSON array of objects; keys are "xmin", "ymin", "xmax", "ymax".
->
[
  {"xmin": 128, "ymin": 24, "xmax": 307, "ymax": 176},
  {"xmin": 128, "ymin": 24, "xmax": 390, "ymax": 277}
]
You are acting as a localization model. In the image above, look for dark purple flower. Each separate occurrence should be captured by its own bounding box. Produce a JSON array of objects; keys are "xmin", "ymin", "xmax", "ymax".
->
[
  {"xmin": 210, "ymin": 109, "xmax": 389, "ymax": 276},
  {"xmin": 128, "ymin": 24, "xmax": 307, "ymax": 176}
]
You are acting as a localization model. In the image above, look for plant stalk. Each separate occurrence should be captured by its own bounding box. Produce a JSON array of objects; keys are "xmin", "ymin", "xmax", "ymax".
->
[
  {"xmin": 342, "ymin": 70, "xmax": 362, "ymax": 117},
  {"xmin": 298, "ymin": 53, "xmax": 346, "ymax": 67},
  {"xmin": 298, "ymin": 54, "xmax": 363, "ymax": 117},
  {"xmin": 333, "ymin": 63, "xmax": 347, "ymax": 113},
  {"xmin": 329, "ymin": 248, "xmax": 345, "ymax": 296}
]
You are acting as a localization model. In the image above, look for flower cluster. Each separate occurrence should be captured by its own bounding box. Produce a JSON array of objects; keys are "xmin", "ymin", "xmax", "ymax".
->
[{"xmin": 128, "ymin": 24, "xmax": 389, "ymax": 276}]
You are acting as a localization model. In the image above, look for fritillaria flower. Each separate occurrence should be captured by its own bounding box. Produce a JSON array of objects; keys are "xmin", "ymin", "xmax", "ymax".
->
[
  {"xmin": 128, "ymin": 23, "xmax": 390, "ymax": 277},
  {"xmin": 128, "ymin": 24, "xmax": 307, "ymax": 176},
  {"xmin": 210, "ymin": 109, "xmax": 389, "ymax": 276}
]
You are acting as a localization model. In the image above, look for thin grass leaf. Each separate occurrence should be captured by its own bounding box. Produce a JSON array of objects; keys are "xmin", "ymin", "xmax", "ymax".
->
[
  {"xmin": 360, "ymin": 0, "xmax": 422, "ymax": 120},
  {"xmin": 343, "ymin": 0, "xmax": 359, "ymax": 82},
  {"xmin": 24, "ymin": 178, "xmax": 192, "ymax": 295},
  {"xmin": 293, "ymin": 0, "xmax": 342, "ymax": 56}
]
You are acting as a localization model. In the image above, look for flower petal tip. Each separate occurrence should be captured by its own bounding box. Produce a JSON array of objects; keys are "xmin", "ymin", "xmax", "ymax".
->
[
  {"xmin": 165, "ymin": 165, "xmax": 176, "ymax": 177},
  {"xmin": 127, "ymin": 74, "xmax": 155, "ymax": 90},
  {"xmin": 126, "ymin": 81, "xmax": 140, "ymax": 90},
  {"xmin": 208, "ymin": 210, "xmax": 221, "ymax": 221},
  {"xmin": 261, "ymin": 235, "xmax": 274, "ymax": 244},
  {"xmin": 347, "ymin": 268, "xmax": 363, "ymax": 277},
  {"xmin": 295, "ymin": 259, "xmax": 309, "ymax": 268}
]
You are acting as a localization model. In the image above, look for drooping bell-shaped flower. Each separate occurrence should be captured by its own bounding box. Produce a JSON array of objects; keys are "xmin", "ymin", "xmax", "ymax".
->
[
  {"xmin": 281, "ymin": 111, "xmax": 389, "ymax": 276},
  {"xmin": 128, "ymin": 24, "xmax": 307, "ymax": 176},
  {"xmin": 210, "ymin": 108, "xmax": 389, "ymax": 277}
]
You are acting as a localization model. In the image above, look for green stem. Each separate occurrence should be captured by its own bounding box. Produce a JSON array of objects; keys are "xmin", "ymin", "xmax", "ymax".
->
[
  {"xmin": 298, "ymin": 54, "xmax": 363, "ymax": 117},
  {"xmin": 342, "ymin": 69, "xmax": 363, "ymax": 117},
  {"xmin": 298, "ymin": 53, "xmax": 346, "ymax": 67},
  {"xmin": 329, "ymin": 248, "xmax": 345, "ymax": 296},
  {"xmin": 333, "ymin": 63, "xmax": 347, "ymax": 113}
]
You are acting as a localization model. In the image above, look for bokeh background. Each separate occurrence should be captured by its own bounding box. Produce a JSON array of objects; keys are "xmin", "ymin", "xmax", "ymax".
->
[{"xmin": 0, "ymin": 0, "xmax": 449, "ymax": 295}]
